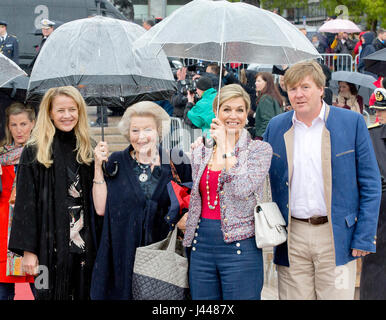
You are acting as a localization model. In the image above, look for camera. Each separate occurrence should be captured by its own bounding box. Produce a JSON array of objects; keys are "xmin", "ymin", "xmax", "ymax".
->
[{"xmin": 186, "ymin": 63, "xmax": 206, "ymax": 75}]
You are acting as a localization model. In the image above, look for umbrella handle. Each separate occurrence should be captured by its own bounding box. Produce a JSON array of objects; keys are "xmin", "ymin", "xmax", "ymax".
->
[
  {"xmin": 202, "ymin": 131, "xmax": 216, "ymax": 149},
  {"xmin": 102, "ymin": 161, "xmax": 119, "ymax": 177}
]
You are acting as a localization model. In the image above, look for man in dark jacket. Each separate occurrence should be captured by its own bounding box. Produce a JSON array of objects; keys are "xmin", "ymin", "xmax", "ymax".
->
[
  {"xmin": 373, "ymin": 28, "xmax": 386, "ymax": 52},
  {"xmin": 334, "ymin": 32, "xmax": 356, "ymax": 71},
  {"xmin": 0, "ymin": 21, "xmax": 19, "ymax": 65},
  {"xmin": 360, "ymin": 87, "xmax": 386, "ymax": 300},
  {"xmin": 28, "ymin": 19, "xmax": 56, "ymax": 72},
  {"xmin": 358, "ymin": 32, "xmax": 377, "ymax": 77}
]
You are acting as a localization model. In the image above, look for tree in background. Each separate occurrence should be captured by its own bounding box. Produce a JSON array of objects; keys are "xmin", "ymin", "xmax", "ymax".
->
[{"xmin": 260, "ymin": 0, "xmax": 385, "ymax": 31}]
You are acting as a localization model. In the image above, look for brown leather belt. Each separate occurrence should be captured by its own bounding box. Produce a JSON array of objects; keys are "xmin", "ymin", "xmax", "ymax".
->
[{"xmin": 292, "ymin": 216, "xmax": 328, "ymax": 225}]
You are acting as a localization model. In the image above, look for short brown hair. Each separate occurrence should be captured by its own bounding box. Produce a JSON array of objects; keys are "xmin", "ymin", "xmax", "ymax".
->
[
  {"xmin": 284, "ymin": 60, "xmax": 326, "ymax": 90},
  {"xmin": 2, "ymin": 102, "xmax": 35, "ymax": 146}
]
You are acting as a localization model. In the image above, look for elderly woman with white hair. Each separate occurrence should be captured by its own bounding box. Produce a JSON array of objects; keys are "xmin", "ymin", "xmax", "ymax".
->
[{"xmin": 90, "ymin": 101, "xmax": 192, "ymax": 300}]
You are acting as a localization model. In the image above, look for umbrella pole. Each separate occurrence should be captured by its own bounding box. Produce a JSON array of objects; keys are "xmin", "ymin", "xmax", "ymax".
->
[
  {"xmin": 203, "ymin": 43, "xmax": 224, "ymax": 149},
  {"xmin": 100, "ymin": 106, "xmax": 105, "ymax": 141},
  {"xmin": 216, "ymin": 42, "xmax": 225, "ymax": 116}
]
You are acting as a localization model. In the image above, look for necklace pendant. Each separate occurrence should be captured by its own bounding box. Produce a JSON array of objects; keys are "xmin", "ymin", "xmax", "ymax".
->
[
  {"xmin": 139, "ymin": 173, "xmax": 148, "ymax": 182},
  {"xmin": 208, "ymin": 204, "xmax": 215, "ymax": 210}
]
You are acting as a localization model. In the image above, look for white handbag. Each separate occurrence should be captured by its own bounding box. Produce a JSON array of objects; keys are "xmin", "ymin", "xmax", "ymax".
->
[
  {"xmin": 254, "ymin": 202, "xmax": 287, "ymax": 248},
  {"xmin": 254, "ymin": 177, "xmax": 287, "ymax": 248}
]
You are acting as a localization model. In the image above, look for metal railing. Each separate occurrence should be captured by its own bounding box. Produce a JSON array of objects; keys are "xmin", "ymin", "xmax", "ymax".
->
[
  {"xmin": 353, "ymin": 54, "xmax": 360, "ymax": 72},
  {"xmin": 162, "ymin": 117, "xmax": 202, "ymax": 153},
  {"xmin": 318, "ymin": 53, "xmax": 354, "ymax": 72}
]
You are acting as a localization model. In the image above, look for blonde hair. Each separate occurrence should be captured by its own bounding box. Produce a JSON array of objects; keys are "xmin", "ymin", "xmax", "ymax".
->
[
  {"xmin": 1, "ymin": 102, "xmax": 35, "ymax": 146},
  {"xmin": 283, "ymin": 60, "xmax": 326, "ymax": 91},
  {"xmin": 212, "ymin": 84, "xmax": 251, "ymax": 115},
  {"xmin": 118, "ymin": 101, "xmax": 171, "ymax": 142},
  {"xmin": 28, "ymin": 86, "xmax": 93, "ymax": 168}
]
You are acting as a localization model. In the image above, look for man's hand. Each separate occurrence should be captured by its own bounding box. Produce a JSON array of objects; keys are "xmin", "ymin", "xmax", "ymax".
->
[
  {"xmin": 352, "ymin": 249, "xmax": 370, "ymax": 257},
  {"xmin": 187, "ymin": 90, "xmax": 195, "ymax": 103}
]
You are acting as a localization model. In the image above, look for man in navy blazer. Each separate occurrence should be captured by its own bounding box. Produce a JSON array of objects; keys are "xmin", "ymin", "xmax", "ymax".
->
[
  {"xmin": 0, "ymin": 21, "xmax": 19, "ymax": 65},
  {"xmin": 263, "ymin": 60, "xmax": 381, "ymax": 300}
]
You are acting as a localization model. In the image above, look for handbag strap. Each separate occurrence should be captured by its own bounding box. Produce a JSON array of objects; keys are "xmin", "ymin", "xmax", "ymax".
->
[
  {"xmin": 166, "ymin": 227, "xmax": 178, "ymax": 252},
  {"xmin": 169, "ymin": 158, "xmax": 182, "ymax": 184},
  {"xmin": 255, "ymin": 175, "xmax": 272, "ymax": 205}
]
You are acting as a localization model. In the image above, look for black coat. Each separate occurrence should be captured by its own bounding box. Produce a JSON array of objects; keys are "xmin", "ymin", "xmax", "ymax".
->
[
  {"xmin": 90, "ymin": 146, "xmax": 192, "ymax": 300},
  {"xmin": 8, "ymin": 132, "xmax": 98, "ymax": 300},
  {"xmin": 360, "ymin": 124, "xmax": 386, "ymax": 299}
]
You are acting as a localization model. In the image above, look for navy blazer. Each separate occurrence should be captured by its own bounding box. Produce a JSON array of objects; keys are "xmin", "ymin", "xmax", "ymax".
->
[
  {"xmin": 90, "ymin": 146, "xmax": 192, "ymax": 300},
  {"xmin": 263, "ymin": 105, "xmax": 381, "ymax": 267},
  {"xmin": 0, "ymin": 34, "xmax": 19, "ymax": 65}
]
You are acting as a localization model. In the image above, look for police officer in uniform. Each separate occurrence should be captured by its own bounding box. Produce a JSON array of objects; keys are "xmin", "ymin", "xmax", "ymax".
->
[
  {"xmin": 28, "ymin": 19, "xmax": 56, "ymax": 72},
  {"xmin": 0, "ymin": 21, "xmax": 19, "ymax": 65},
  {"xmin": 360, "ymin": 87, "xmax": 386, "ymax": 300}
]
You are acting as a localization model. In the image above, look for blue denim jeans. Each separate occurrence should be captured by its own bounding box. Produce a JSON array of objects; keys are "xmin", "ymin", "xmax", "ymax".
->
[{"xmin": 189, "ymin": 218, "xmax": 263, "ymax": 300}]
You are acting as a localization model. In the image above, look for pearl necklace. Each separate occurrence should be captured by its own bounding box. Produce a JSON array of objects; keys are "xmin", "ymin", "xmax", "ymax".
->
[{"xmin": 206, "ymin": 147, "xmax": 221, "ymax": 210}]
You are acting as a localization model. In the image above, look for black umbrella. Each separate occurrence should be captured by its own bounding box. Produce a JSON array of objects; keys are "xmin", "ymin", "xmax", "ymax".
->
[
  {"xmin": 364, "ymin": 48, "xmax": 386, "ymax": 77},
  {"xmin": 0, "ymin": 75, "xmax": 29, "ymax": 102}
]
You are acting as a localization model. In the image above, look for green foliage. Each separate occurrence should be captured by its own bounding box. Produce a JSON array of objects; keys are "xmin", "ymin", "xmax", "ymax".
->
[{"xmin": 261, "ymin": 0, "xmax": 385, "ymax": 30}]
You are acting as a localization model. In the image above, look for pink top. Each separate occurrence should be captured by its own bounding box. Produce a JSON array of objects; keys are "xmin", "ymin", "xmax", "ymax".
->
[{"xmin": 199, "ymin": 166, "xmax": 221, "ymax": 220}]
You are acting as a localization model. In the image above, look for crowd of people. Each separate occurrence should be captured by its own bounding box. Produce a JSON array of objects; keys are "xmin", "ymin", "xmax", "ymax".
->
[{"xmin": 0, "ymin": 15, "xmax": 385, "ymax": 302}]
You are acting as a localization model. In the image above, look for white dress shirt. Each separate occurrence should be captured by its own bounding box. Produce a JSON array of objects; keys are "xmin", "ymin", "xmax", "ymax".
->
[
  {"xmin": 290, "ymin": 102, "xmax": 327, "ymax": 219},
  {"xmin": 0, "ymin": 33, "xmax": 7, "ymax": 42}
]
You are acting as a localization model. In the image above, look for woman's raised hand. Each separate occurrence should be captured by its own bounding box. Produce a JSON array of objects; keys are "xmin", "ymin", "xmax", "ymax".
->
[
  {"xmin": 209, "ymin": 118, "xmax": 227, "ymax": 151},
  {"xmin": 94, "ymin": 141, "xmax": 109, "ymax": 167}
]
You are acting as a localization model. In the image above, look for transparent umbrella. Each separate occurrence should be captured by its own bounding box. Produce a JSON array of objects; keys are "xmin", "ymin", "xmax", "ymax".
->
[
  {"xmin": 27, "ymin": 16, "xmax": 176, "ymax": 114},
  {"xmin": 330, "ymin": 71, "xmax": 377, "ymax": 104},
  {"xmin": 134, "ymin": 0, "xmax": 320, "ymax": 114},
  {"xmin": 0, "ymin": 53, "xmax": 27, "ymax": 88}
]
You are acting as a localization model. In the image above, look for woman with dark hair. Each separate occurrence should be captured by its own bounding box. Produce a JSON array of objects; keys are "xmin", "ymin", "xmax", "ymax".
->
[
  {"xmin": 333, "ymin": 81, "xmax": 363, "ymax": 114},
  {"xmin": 254, "ymin": 72, "xmax": 283, "ymax": 139},
  {"xmin": 0, "ymin": 103, "xmax": 35, "ymax": 300}
]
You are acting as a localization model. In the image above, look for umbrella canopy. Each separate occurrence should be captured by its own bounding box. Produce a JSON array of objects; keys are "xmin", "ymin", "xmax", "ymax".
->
[
  {"xmin": 364, "ymin": 47, "xmax": 386, "ymax": 77},
  {"xmin": 318, "ymin": 18, "xmax": 361, "ymax": 33},
  {"xmin": 133, "ymin": 0, "xmax": 321, "ymax": 65},
  {"xmin": 0, "ymin": 53, "xmax": 27, "ymax": 88},
  {"xmin": 27, "ymin": 16, "xmax": 176, "ymax": 107},
  {"xmin": 330, "ymin": 71, "xmax": 377, "ymax": 104},
  {"xmin": 0, "ymin": 75, "xmax": 29, "ymax": 102},
  {"xmin": 331, "ymin": 71, "xmax": 377, "ymax": 89}
]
